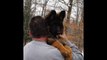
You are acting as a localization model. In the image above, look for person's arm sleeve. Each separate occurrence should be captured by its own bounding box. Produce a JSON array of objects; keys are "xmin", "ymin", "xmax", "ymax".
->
[{"xmin": 65, "ymin": 40, "xmax": 84, "ymax": 60}]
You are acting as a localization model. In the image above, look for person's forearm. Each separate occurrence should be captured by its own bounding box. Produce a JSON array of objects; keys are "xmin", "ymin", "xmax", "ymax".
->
[
  {"xmin": 59, "ymin": 34, "xmax": 84, "ymax": 60},
  {"xmin": 65, "ymin": 40, "xmax": 84, "ymax": 60},
  {"xmin": 65, "ymin": 40, "xmax": 77, "ymax": 48}
]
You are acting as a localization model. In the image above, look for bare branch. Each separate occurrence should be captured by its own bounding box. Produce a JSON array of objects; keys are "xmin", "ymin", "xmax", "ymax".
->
[{"xmin": 58, "ymin": 0, "xmax": 68, "ymax": 6}]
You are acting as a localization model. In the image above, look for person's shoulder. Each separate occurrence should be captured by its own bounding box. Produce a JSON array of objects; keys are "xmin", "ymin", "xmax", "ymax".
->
[
  {"xmin": 46, "ymin": 46, "xmax": 64, "ymax": 60},
  {"xmin": 24, "ymin": 41, "xmax": 33, "ymax": 49},
  {"xmin": 48, "ymin": 46, "xmax": 59, "ymax": 52},
  {"xmin": 46, "ymin": 44, "xmax": 62, "ymax": 53},
  {"xmin": 45, "ymin": 44, "xmax": 60, "ymax": 54}
]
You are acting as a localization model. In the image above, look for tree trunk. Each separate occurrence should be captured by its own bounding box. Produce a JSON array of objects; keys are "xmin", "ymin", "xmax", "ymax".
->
[
  {"xmin": 24, "ymin": 0, "xmax": 32, "ymax": 45},
  {"xmin": 64, "ymin": 0, "xmax": 73, "ymax": 36},
  {"xmin": 42, "ymin": 0, "xmax": 49, "ymax": 17},
  {"xmin": 67, "ymin": 0, "xmax": 73, "ymax": 20},
  {"xmin": 76, "ymin": 0, "xmax": 80, "ymax": 24}
]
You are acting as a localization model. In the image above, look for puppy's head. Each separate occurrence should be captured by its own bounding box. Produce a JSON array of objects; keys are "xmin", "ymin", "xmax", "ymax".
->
[{"xmin": 45, "ymin": 10, "xmax": 66, "ymax": 39}]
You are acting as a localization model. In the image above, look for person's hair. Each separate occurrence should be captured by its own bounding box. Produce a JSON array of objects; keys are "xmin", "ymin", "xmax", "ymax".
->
[{"xmin": 29, "ymin": 16, "xmax": 48, "ymax": 38}]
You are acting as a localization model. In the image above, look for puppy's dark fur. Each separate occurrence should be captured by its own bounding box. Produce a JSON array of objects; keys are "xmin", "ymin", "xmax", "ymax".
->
[{"xmin": 45, "ymin": 10, "xmax": 66, "ymax": 39}]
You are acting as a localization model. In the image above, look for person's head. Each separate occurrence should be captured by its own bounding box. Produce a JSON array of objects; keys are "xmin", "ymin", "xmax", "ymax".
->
[{"xmin": 29, "ymin": 16, "xmax": 48, "ymax": 38}]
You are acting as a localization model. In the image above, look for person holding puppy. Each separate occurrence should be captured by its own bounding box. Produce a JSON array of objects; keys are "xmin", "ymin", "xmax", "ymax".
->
[
  {"xmin": 24, "ymin": 16, "xmax": 83, "ymax": 60},
  {"xmin": 24, "ymin": 16, "xmax": 64, "ymax": 60}
]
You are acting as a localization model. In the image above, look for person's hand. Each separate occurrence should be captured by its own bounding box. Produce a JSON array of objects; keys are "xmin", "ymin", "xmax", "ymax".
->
[{"xmin": 59, "ymin": 33, "xmax": 68, "ymax": 41}]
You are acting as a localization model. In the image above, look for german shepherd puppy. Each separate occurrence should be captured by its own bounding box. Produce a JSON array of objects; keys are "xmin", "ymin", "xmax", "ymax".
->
[{"xmin": 45, "ymin": 10, "xmax": 66, "ymax": 39}]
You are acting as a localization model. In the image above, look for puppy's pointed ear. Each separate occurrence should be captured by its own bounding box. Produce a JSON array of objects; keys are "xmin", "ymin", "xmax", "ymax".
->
[
  {"xmin": 50, "ymin": 10, "xmax": 56, "ymax": 16},
  {"xmin": 45, "ymin": 10, "xmax": 56, "ymax": 21},
  {"xmin": 59, "ymin": 11, "xmax": 66, "ymax": 21}
]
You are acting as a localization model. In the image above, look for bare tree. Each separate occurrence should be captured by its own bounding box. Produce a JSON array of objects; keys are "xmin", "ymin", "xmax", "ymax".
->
[
  {"xmin": 31, "ymin": 0, "xmax": 37, "ymax": 17},
  {"xmin": 24, "ymin": 0, "xmax": 32, "ymax": 45},
  {"xmin": 41, "ymin": 0, "xmax": 49, "ymax": 17},
  {"xmin": 76, "ymin": 0, "xmax": 79, "ymax": 24},
  {"xmin": 67, "ymin": 0, "xmax": 73, "ymax": 20}
]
